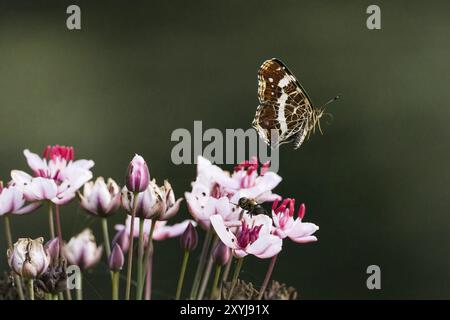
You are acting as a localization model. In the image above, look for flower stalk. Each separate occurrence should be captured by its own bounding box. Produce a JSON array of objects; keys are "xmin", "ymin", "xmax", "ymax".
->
[
  {"xmin": 48, "ymin": 202, "xmax": 55, "ymax": 239},
  {"xmin": 136, "ymin": 218, "xmax": 145, "ymax": 300},
  {"xmin": 139, "ymin": 218, "xmax": 156, "ymax": 299},
  {"xmin": 257, "ymin": 254, "xmax": 278, "ymax": 300},
  {"xmin": 3, "ymin": 216, "xmax": 25, "ymax": 300},
  {"xmin": 112, "ymin": 271, "xmax": 120, "ymax": 300},
  {"xmin": 101, "ymin": 218, "xmax": 111, "ymax": 258},
  {"xmin": 189, "ymin": 227, "xmax": 213, "ymax": 299},
  {"xmin": 210, "ymin": 264, "xmax": 222, "ymax": 300},
  {"xmin": 228, "ymin": 258, "xmax": 244, "ymax": 299},
  {"xmin": 175, "ymin": 249, "xmax": 190, "ymax": 300},
  {"xmin": 125, "ymin": 193, "xmax": 139, "ymax": 300}
]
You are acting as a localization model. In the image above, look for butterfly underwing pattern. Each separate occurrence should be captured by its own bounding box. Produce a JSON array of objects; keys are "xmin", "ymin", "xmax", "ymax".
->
[{"xmin": 252, "ymin": 58, "xmax": 337, "ymax": 149}]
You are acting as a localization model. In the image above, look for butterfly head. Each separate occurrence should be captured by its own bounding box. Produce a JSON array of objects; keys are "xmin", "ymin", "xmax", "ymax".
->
[{"xmin": 311, "ymin": 95, "xmax": 340, "ymax": 135}]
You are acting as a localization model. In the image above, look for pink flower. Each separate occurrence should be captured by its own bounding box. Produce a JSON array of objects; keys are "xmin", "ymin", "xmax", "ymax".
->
[
  {"xmin": 0, "ymin": 184, "xmax": 40, "ymax": 216},
  {"xmin": 79, "ymin": 177, "xmax": 121, "ymax": 217},
  {"xmin": 114, "ymin": 216, "xmax": 197, "ymax": 252},
  {"xmin": 10, "ymin": 146, "xmax": 94, "ymax": 205},
  {"xmin": 185, "ymin": 156, "xmax": 281, "ymax": 229},
  {"xmin": 185, "ymin": 188, "xmax": 240, "ymax": 229},
  {"xmin": 272, "ymin": 198, "xmax": 319, "ymax": 244},
  {"xmin": 121, "ymin": 179, "xmax": 183, "ymax": 220},
  {"xmin": 210, "ymin": 214, "xmax": 282, "ymax": 259},
  {"xmin": 63, "ymin": 229, "xmax": 103, "ymax": 270}
]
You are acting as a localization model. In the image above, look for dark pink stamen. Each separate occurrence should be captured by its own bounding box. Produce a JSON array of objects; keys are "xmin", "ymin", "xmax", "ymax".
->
[
  {"xmin": 298, "ymin": 203, "xmax": 306, "ymax": 220},
  {"xmin": 236, "ymin": 221, "xmax": 262, "ymax": 248},
  {"xmin": 289, "ymin": 198, "xmax": 295, "ymax": 217}
]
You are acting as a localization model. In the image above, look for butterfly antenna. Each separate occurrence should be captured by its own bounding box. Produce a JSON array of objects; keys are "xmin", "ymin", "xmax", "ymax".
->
[{"xmin": 321, "ymin": 95, "xmax": 341, "ymax": 109}]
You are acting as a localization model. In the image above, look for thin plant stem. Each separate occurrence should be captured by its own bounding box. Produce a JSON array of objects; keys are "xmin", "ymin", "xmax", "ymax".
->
[
  {"xmin": 175, "ymin": 250, "xmax": 190, "ymax": 300},
  {"xmin": 101, "ymin": 218, "xmax": 111, "ymax": 258},
  {"xmin": 76, "ymin": 272, "xmax": 83, "ymax": 300},
  {"xmin": 210, "ymin": 264, "xmax": 222, "ymax": 300},
  {"xmin": 136, "ymin": 218, "xmax": 145, "ymax": 300},
  {"xmin": 189, "ymin": 227, "xmax": 213, "ymax": 299},
  {"xmin": 257, "ymin": 254, "xmax": 278, "ymax": 300},
  {"xmin": 144, "ymin": 248, "xmax": 153, "ymax": 300},
  {"xmin": 3, "ymin": 215, "xmax": 25, "ymax": 300},
  {"xmin": 54, "ymin": 204, "xmax": 63, "ymax": 252},
  {"xmin": 197, "ymin": 235, "xmax": 218, "ymax": 299},
  {"xmin": 227, "ymin": 258, "xmax": 244, "ymax": 300},
  {"xmin": 221, "ymin": 256, "xmax": 233, "ymax": 284},
  {"xmin": 48, "ymin": 202, "xmax": 55, "ymax": 239},
  {"xmin": 54, "ymin": 204, "xmax": 71, "ymax": 300},
  {"xmin": 140, "ymin": 218, "xmax": 156, "ymax": 299},
  {"xmin": 125, "ymin": 193, "xmax": 139, "ymax": 300},
  {"xmin": 28, "ymin": 280, "xmax": 34, "ymax": 300},
  {"xmin": 112, "ymin": 271, "xmax": 120, "ymax": 300}
]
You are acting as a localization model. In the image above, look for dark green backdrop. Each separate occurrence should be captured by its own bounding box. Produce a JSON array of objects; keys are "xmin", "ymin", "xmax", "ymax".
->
[{"xmin": 1, "ymin": 0, "xmax": 449, "ymax": 299}]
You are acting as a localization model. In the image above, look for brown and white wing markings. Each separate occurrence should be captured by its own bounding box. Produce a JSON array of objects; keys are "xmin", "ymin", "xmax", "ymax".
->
[{"xmin": 253, "ymin": 58, "xmax": 314, "ymax": 149}]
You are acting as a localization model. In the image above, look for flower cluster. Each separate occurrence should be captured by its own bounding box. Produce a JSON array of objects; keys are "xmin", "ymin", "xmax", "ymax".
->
[{"xmin": 1, "ymin": 146, "xmax": 319, "ymax": 300}]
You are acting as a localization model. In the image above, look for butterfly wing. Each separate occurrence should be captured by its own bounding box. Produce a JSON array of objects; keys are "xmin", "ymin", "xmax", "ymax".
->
[{"xmin": 253, "ymin": 58, "xmax": 313, "ymax": 148}]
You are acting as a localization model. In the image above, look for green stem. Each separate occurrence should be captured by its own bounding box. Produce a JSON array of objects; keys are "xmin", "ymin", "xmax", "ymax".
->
[
  {"xmin": 48, "ymin": 202, "xmax": 55, "ymax": 239},
  {"xmin": 76, "ymin": 272, "xmax": 83, "ymax": 300},
  {"xmin": 4, "ymin": 215, "xmax": 25, "ymax": 300},
  {"xmin": 227, "ymin": 258, "xmax": 244, "ymax": 300},
  {"xmin": 197, "ymin": 235, "xmax": 218, "ymax": 299},
  {"xmin": 28, "ymin": 280, "xmax": 34, "ymax": 300},
  {"xmin": 257, "ymin": 254, "xmax": 278, "ymax": 300},
  {"xmin": 55, "ymin": 204, "xmax": 63, "ymax": 253},
  {"xmin": 210, "ymin": 264, "xmax": 222, "ymax": 300},
  {"xmin": 175, "ymin": 250, "xmax": 190, "ymax": 300},
  {"xmin": 139, "ymin": 218, "xmax": 156, "ymax": 299},
  {"xmin": 125, "ymin": 193, "xmax": 139, "ymax": 300},
  {"xmin": 112, "ymin": 271, "xmax": 120, "ymax": 300},
  {"xmin": 101, "ymin": 218, "xmax": 111, "ymax": 258},
  {"xmin": 136, "ymin": 218, "xmax": 145, "ymax": 300},
  {"xmin": 189, "ymin": 227, "xmax": 213, "ymax": 299},
  {"xmin": 221, "ymin": 256, "xmax": 233, "ymax": 284}
]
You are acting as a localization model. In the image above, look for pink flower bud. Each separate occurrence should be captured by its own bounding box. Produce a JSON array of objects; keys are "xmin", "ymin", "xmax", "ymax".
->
[
  {"xmin": 108, "ymin": 244, "xmax": 124, "ymax": 272},
  {"xmin": 180, "ymin": 222, "xmax": 198, "ymax": 251},
  {"xmin": 212, "ymin": 241, "xmax": 231, "ymax": 266},
  {"xmin": 44, "ymin": 237, "xmax": 60, "ymax": 263},
  {"xmin": 112, "ymin": 228, "xmax": 130, "ymax": 253},
  {"xmin": 126, "ymin": 154, "xmax": 150, "ymax": 193}
]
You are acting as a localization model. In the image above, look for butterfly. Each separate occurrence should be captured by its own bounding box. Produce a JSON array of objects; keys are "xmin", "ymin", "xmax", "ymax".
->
[{"xmin": 252, "ymin": 58, "xmax": 339, "ymax": 149}]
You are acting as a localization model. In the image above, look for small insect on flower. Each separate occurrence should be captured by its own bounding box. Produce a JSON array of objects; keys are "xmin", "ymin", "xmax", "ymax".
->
[{"xmin": 237, "ymin": 197, "xmax": 269, "ymax": 217}]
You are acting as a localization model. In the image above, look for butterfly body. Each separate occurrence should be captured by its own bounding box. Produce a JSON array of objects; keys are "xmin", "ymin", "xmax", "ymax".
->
[{"xmin": 253, "ymin": 58, "xmax": 336, "ymax": 149}]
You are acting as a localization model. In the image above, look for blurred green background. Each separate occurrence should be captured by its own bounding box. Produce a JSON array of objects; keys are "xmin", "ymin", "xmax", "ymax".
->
[{"xmin": 1, "ymin": 0, "xmax": 450, "ymax": 299}]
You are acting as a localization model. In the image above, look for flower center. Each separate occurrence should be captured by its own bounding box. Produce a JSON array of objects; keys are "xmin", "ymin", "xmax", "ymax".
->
[{"xmin": 236, "ymin": 221, "xmax": 262, "ymax": 248}]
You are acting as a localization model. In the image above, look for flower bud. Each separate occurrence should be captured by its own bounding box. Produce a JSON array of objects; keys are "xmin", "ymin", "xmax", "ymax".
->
[
  {"xmin": 126, "ymin": 154, "xmax": 150, "ymax": 193},
  {"xmin": 7, "ymin": 237, "xmax": 50, "ymax": 279},
  {"xmin": 63, "ymin": 229, "xmax": 102, "ymax": 270},
  {"xmin": 212, "ymin": 241, "xmax": 231, "ymax": 266},
  {"xmin": 108, "ymin": 244, "xmax": 124, "ymax": 272},
  {"xmin": 111, "ymin": 228, "xmax": 130, "ymax": 253},
  {"xmin": 44, "ymin": 237, "xmax": 60, "ymax": 263},
  {"xmin": 180, "ymin": 222, "xmax": 198, "ymax": 251}
]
